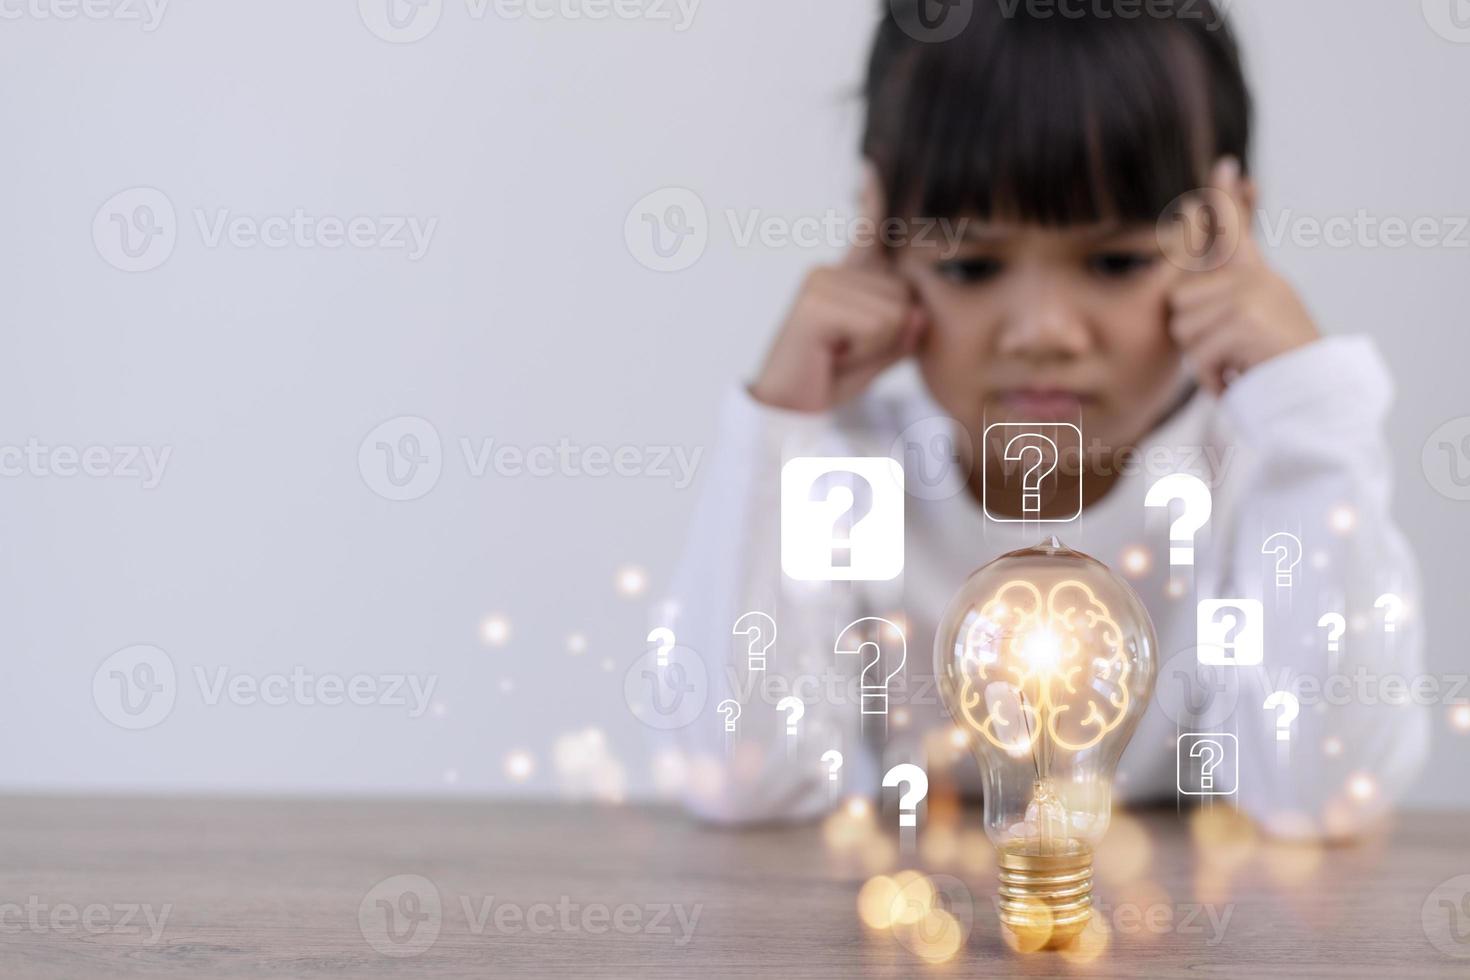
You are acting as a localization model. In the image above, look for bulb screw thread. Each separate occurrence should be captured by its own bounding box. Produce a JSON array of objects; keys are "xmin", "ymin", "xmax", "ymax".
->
[{"xmin": 996, "ymin": 842, "xmax": 1092, "ymax": 951}]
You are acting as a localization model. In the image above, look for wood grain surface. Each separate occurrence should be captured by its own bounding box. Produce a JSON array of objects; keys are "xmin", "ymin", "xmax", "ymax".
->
[{"xmin": 0, "ymin": 796, "xmax": 1465, "ymax": 978}]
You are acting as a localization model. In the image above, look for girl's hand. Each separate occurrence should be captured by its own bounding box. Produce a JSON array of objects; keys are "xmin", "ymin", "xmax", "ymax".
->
[
  {"xmin": 750, "ymin": 173, "xmax": 928, "ymax": 413},
  {"xmin": 1167, "ymin": 158, "xmax": 1321, "ymax": 396}
]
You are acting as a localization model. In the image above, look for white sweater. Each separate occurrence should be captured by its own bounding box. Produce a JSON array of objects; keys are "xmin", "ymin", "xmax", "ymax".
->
[{"xmin": 658, "ymin": 336, "xmax": 1428, "ymax": 839}]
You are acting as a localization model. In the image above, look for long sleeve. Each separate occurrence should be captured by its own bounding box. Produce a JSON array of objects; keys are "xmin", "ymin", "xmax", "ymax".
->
[
  {"xmin": 655, "ymin": 387, "xmax": 880, "ymax": 824},
  {"xmin": 1208, "ymin": 336, "xmax": 1430, "ymax": 838}
]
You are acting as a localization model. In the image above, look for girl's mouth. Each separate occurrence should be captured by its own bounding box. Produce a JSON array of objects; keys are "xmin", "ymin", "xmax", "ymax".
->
[{"xmin": 995, "ymin": 389, "xmax": 1091, "ymax": 421}]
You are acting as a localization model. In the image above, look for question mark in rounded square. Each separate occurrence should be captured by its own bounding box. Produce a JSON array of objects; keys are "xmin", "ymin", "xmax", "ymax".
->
[
  {"xmin": 623, "ymin": 629, "xmax": 708, "ymax": 731},
  {"xmin": 781, "ymin": 458, "xmax": 903, "ymax": 582},
  {"xmin": 981, "ymin": 423, "xmax": 1081, "ymax": 522},
  {"xmin": 1176, "ymin": 733, "xmax": 1238, "ymax": 796},
  {"xmin": 358, "ymin": 874, "xmax": 442, "ymax": 958},
  {"xmin": 1196, "ymin": 599, "xmax": 1263, "ymax": 667},
  {"xmin": 1145, "ymin": 473, "xmax": 1212, "ymax": 566}
]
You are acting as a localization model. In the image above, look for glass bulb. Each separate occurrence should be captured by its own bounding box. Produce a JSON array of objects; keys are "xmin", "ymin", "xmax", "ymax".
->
[{"xmin": 934, "ymin": 537, "xmax": 1157, "ymax": 949}]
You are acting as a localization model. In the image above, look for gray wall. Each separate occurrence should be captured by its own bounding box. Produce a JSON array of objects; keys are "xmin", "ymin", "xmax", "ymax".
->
[{"xmin": 1, "ymin": 0, "xmax": 1466, "ymax": 804}]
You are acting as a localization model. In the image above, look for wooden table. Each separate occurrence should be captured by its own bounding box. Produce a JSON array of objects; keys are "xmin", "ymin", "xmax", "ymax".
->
[{"xmin": 0, "ymin": 796, "xmax": 1465, "ymax": 978}]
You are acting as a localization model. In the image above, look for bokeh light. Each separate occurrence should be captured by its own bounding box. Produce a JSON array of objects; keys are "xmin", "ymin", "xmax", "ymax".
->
[
  {"xmin": 1328, "ymin": 504, "xmax": 1358, "ymax": 535},
  {"xmin": 1450, "ymin": 704, "xmax": 1470, "ymax": 733},
  {"xmin": 1120, "ymin": 545, "xmax": 1150, "ymax": 578},
  {"xmin": 566, "ymin": 632, "xmax": 588, "ymax": 655},
  {"xmin": 504, "ymin": 750, "xmax": 534, "ymax": 782},
  {"xmin": 479, "ymin": 613, "xmax": 511, "ymax": 646},
  {"xmin": 615, "ymin": 565, "xmax": 648, "ymax": 597}
]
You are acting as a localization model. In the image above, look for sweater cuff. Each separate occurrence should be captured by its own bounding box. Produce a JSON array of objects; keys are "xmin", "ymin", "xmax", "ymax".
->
[{"xmin": 1219, "ymin": 336, "xmax": 1394, "ymax": 438}]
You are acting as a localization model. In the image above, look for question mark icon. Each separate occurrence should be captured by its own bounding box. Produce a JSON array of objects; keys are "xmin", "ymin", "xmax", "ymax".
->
[
  {"xmin": 1261, "ymin": 532, "xmax": 1303, "ymax": 588},
  {"xmin": 1002, "ymin": 432, "xmax": 1058, "ymax": 515},
  {"xmin": 835, "ymin": 617, "xmax": 907, "ymax": 716},
  {"xmin": 1190, "ymin": 738, "xmax": 1224, "ymax": 789},
  {"xmin": 882, "ymin": 763, "xmax": 928, "ymax": 828},
  {"xmin": 647, "ymin": 627, "xmax": 676, "ymax": 668},
  {"xmin": 808, "ymin": 471, "xmax": 874, "ymax": 569},
  {"xmin": 1263, "ymin": 691, "xmax": 1300, "ymax": 741},
  {"xmin": 821, "ymin": 749, "xmax": 843, "ymax": 782},
  {"xmin": 1375, "ymin": 593, "xmax": 1404, "ymax": 633},
  {"xmin": 1317, "ymin": 612, "xmax": 1346, "ymax": 654},
  {"xmin": 776, "ymin": 696, "xmax": 805, "ymax": 736},
  {"xmin": 1145, "ymin": 473, "xmax": 1213, "ymax": 566},
  {"xmin": 716, "ymin": 698, "xmax": 741, "ymax": 733},
  {"xmin": 1196, "ymin": 599, "xmax": 1262, "ymax": 667},
  {"xmin": 731, "ymin": 611, "xmax": 777, "ymax": 673}
]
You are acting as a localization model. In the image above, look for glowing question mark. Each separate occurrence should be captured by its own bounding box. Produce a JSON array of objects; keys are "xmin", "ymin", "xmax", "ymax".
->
[
  {"xmin": 1002, "ymin": 433, "xmax": 1059, "ymax": 515},
  {"xmin": 716, "ymin": 699, "xmax": 741, "ymax": 733},
  {"xmin": 646, "ymin": 627, "xmax": 676, "ymax": 668},
  {"xmin": 1211, "ymin": 606, "xmax": 1247, "ymax": 658},
  {"xmin": 808, "ymin": 471, "xmax": 875, "ymax": 569},
  {"xmin": 1261, "ymin": 532, "xmax": 1303, "ymax": 588},
  {"xmin": 1375, "ymin": 593, "xmax": 1404, "ymax": 633},
  {"xmin": 835, "ymin": 617, "xmax": 907, "ymax": 716},
  {"xmin": 1263, "ymin": 691, "xmax": 1300, "ymax": 741},
  {"xmin": 731, "ymin": 611, "xmax": 777, "ymax": 673},
  {"xmin": 882, "ymin": 763, "xmax": 928, "ymax": 828},
  {"xmin": 776, "ymin": 696, "xmax": 805, "ymax": 736},
  {"xmin": 821, "ymin": 749, "xmax": 844, "ymax": 782},
  {"xmin": 1317, "ymin": 613, "xmax": 1346, "ymax": 653},
  {"xmin": 1145, "ymin": 473, "xmax": 1213, "ymax": 566},
  {"xmin": 1190, "ymin": 738, "xmax": 1224, "ymax": 790}
]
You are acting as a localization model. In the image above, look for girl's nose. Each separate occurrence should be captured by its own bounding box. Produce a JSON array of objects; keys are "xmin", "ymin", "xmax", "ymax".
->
[{"xmin": 994, "ymin": 279, "xmax": 1092, "ymax": 360}]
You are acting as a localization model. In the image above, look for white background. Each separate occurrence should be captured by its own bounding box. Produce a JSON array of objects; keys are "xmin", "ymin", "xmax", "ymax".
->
[{"xmin": 1, "ymin": 0, "xmax": 1468, "ymax": 804}]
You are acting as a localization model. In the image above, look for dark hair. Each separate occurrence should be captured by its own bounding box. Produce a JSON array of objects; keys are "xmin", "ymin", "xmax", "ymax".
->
[{"xmin": 863, "ymin": 0, "xmax": 1252, "ymax": 226}]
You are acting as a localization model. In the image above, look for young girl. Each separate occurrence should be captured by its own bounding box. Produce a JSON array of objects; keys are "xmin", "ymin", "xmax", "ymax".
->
[{"xmin": 663, "ymin": 0, "xmax": 1426, "ymax": 839}]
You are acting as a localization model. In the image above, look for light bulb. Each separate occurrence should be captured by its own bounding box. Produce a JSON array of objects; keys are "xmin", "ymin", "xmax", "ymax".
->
[{"xmin": 934, "ymin": 537, "xmax": 1157, "ymax": 950}]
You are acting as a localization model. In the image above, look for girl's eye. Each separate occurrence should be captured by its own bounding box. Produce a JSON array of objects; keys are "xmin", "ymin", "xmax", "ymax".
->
[
  {"xmin": 1087, "ymin": 251, "xmax": 1156, "ymax": 279},
  {"xmin": 934, "ymin": 257, "xmax": 1002, "ymax": 285}
]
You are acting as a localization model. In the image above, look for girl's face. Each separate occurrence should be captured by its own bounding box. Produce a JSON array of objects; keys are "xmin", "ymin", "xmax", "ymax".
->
[{"xmin": 896, "ymin": 220, "xmax": 1190, "ymax": 465}]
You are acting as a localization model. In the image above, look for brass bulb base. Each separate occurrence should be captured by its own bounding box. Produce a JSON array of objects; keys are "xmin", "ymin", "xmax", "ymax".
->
[{"xmin": 996, "ymin": 840, "xmax": 1093, "ymax": 951}]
